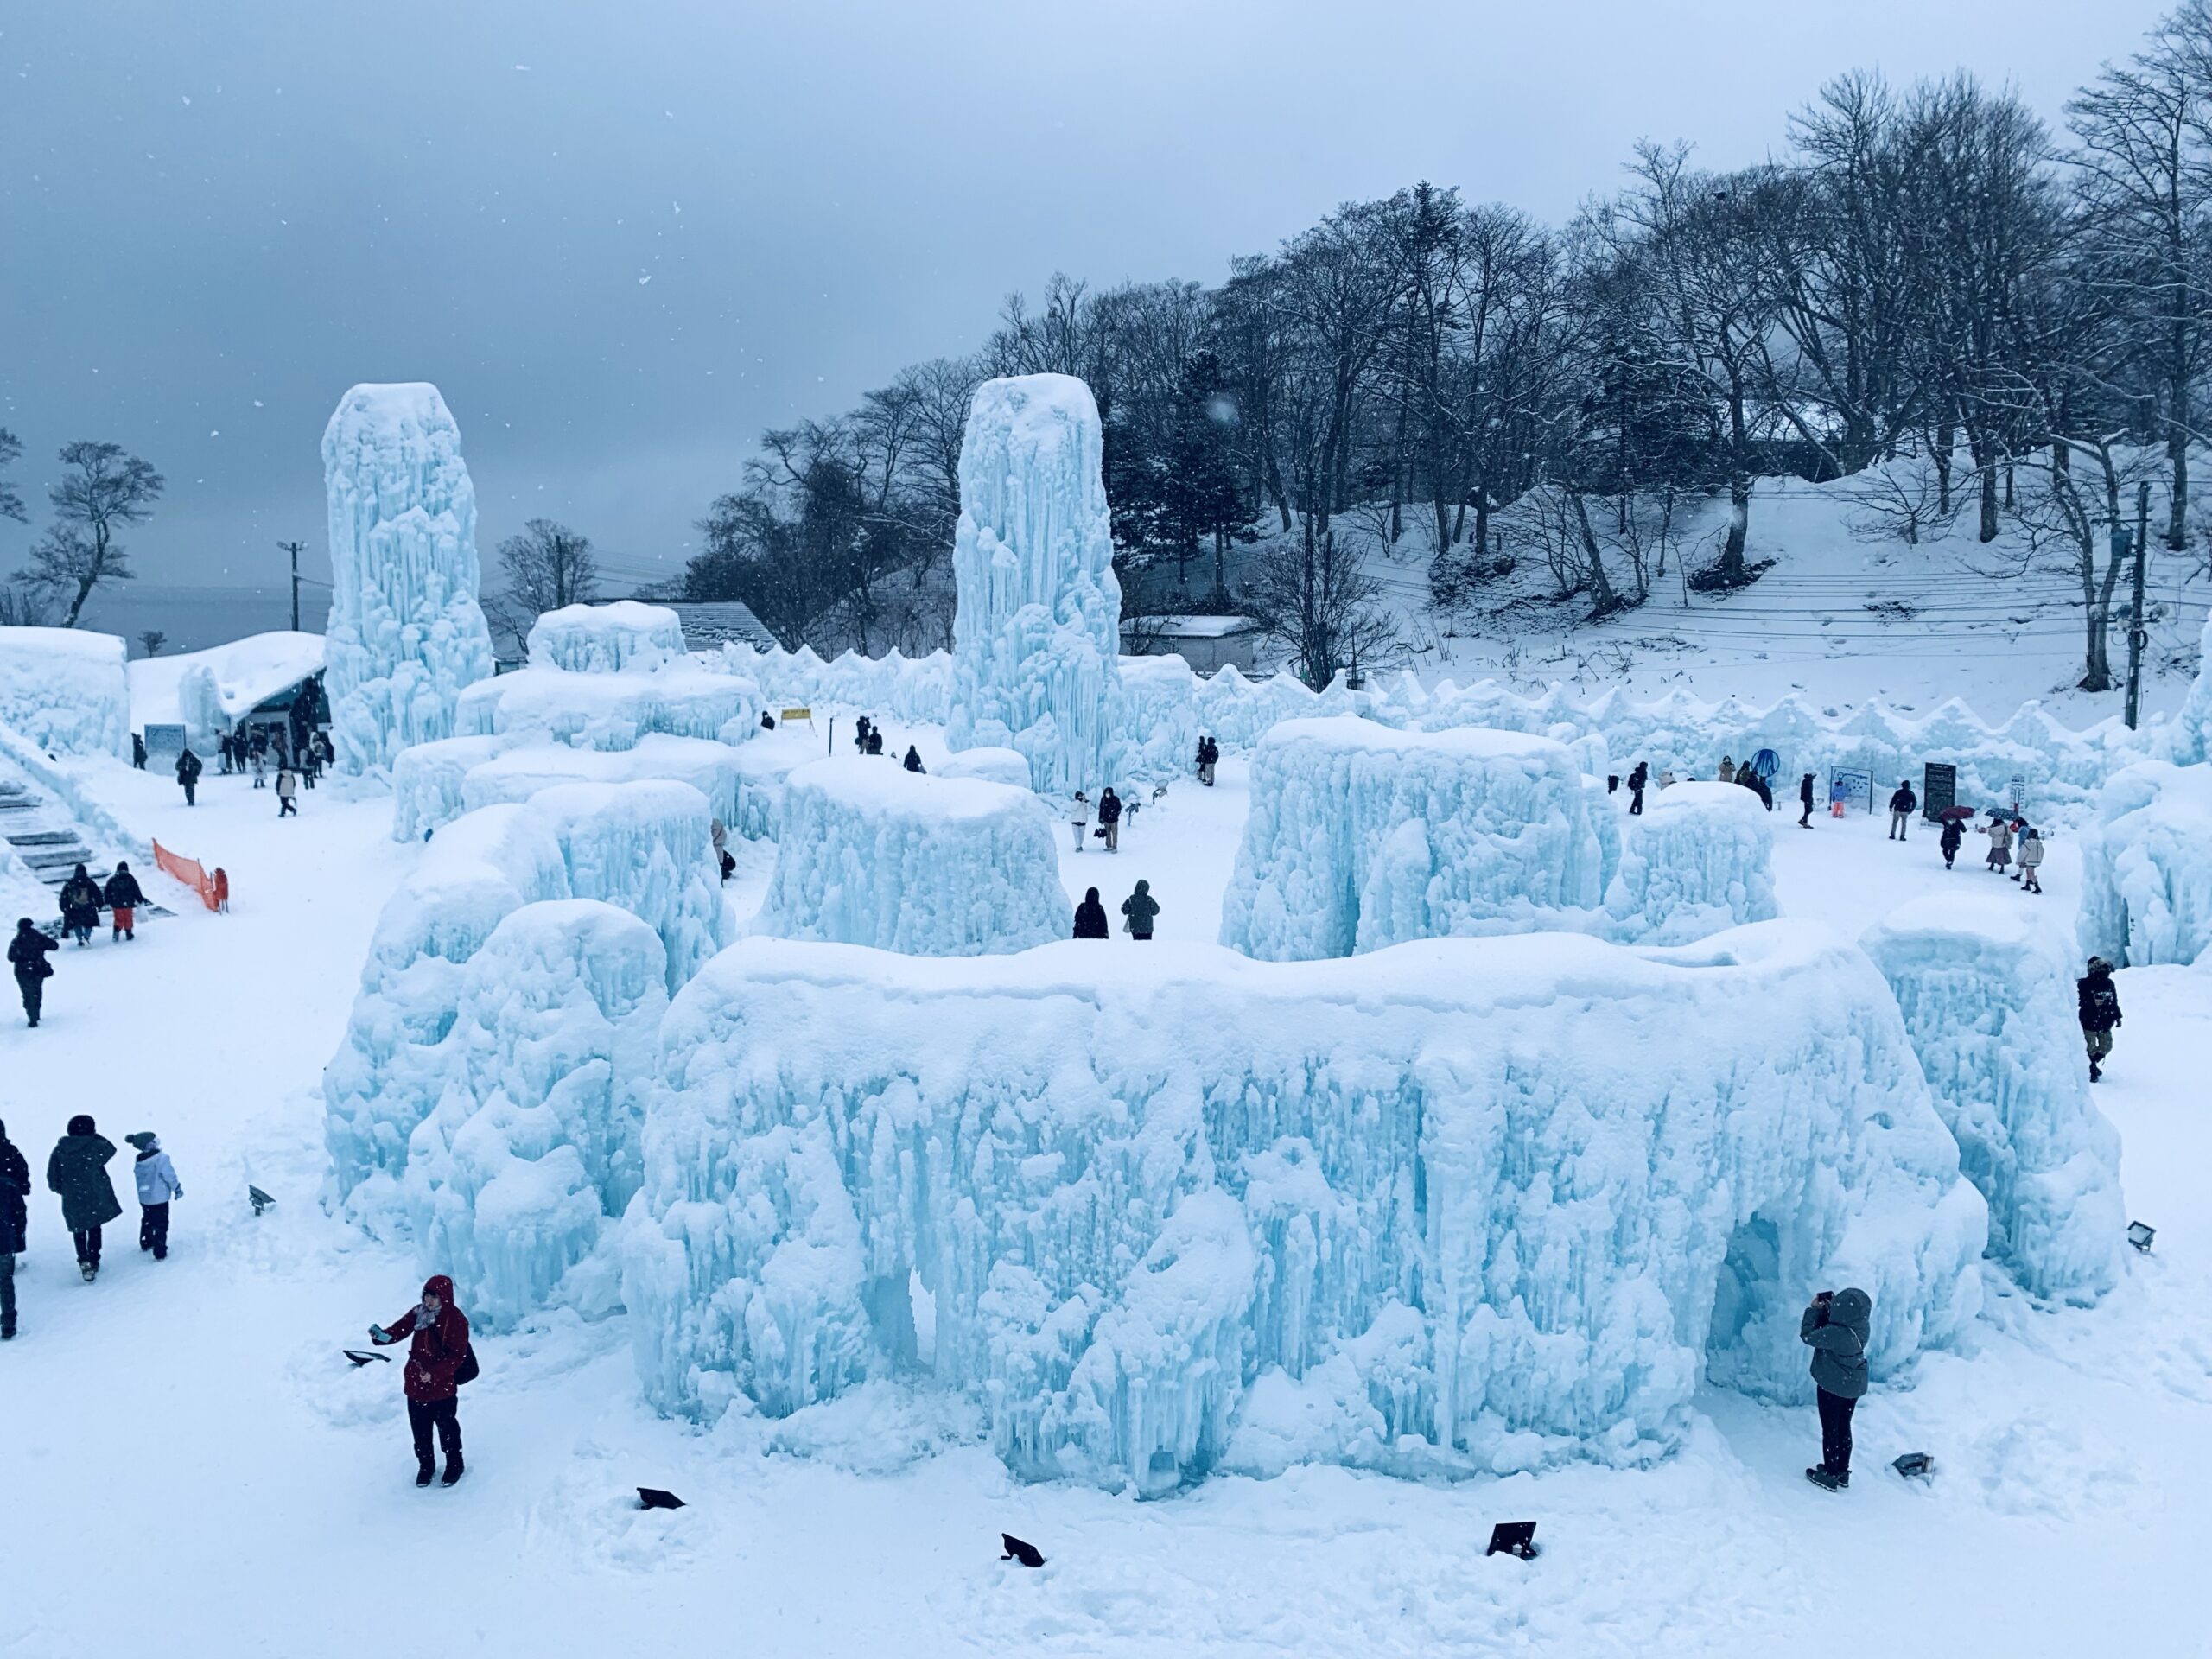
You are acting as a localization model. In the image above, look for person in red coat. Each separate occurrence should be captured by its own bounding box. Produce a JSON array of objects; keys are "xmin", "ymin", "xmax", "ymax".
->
[{"xmin": 371, "ymin": 1274, "xmax": 472, "ymax": 1487}]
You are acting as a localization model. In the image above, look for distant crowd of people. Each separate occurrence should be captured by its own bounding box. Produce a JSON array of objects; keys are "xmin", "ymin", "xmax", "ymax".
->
[{"xmin": 165, "ymin": 721, "xmax": 330, "ymax": 816}]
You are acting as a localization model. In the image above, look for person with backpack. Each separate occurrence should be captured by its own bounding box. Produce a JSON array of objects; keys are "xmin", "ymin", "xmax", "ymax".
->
[
  {"xmin": 0, "ymin": 1118, "xmax": 29, "ymax": 1340},
  {"xmin": 276, "ymin": 764, "xmax": 299, "ymax": 817},
  {"xmin": 59, "ymin": 864, "xmax": 103, "ymax": 948},
  {"xmin": 1800, "ymin": 1286, "xmax": 1872, "ymax": 1491},
  {"xmin": 1097, "ymin": 786, "xmax": 1123, "ymax": 853},
  {"xmin": 175, "ymin": 746, "xmax": 202, "ymax": 806},
  {"xmin": 1886, "ymin": 780, "xmax": 1916, "ymax": 840},
  {"xmin": 1939, "ymin": 816, "xmax": 1964, "ymax": 871},
  {"xmin": 1071, "ymin": 887, "xmax": 1110, "ymax": 939},
  {"xmin": 46, "ymin": 1115, "xmax": 122, "ymax": 1282},
  {"xmin": 1120, "ymin": 879, "xmax": 1159, "ymax": 940},
  {"xmin": 2018, "ymin": 827, "xmax": 2045, "ymax": 893},
  {"xmin": 9, "ymin": 917, "xmax": 58, "ymax": 1027},
  {"xmin": 1983, "ymin": 810, "xmax": 2012, "ymax": 874},
  {"xmin": 370, "ymin": 1274, "xmax": 474, "ymax": 1486},
  {"xmin": 2078, "ymin": 957, "xmax": 2122, "ymax": 1081},
  {"xmin": 124, "ymin": 1133, "xmax": 182, "ymax": 1261},
  {"xmin": 865, "ymin": 728, "xmax": 884, "ymax": 756},
  {"xmin": 1796, "ymin": 772, "xmax": 1815, "ymax": 829},
  {"xmin": 104, "ymin": 861, "xmax": 144, "ymax": 941}
]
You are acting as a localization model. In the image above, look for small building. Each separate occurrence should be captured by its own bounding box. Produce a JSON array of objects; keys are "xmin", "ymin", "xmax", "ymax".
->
[
  {"xmin": 1121, "ymin": 614, "xmax": 1264, "ymax": 677},
  {"xmin": 649, "ymin": 599, "xmax": 783, "ymax": 655}
]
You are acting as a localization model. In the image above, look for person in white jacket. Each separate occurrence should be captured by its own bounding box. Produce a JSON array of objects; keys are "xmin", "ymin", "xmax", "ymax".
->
[
  {"xmin": 1069, "ymin": 791, "xmax": 1091, "ymax": 853},
  {"xmin": 124, "ymin": 1133, "xmax": 182, "ymax": 1262}
]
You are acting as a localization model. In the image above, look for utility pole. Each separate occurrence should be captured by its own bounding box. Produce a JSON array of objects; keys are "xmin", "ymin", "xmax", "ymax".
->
[
  {"xmin": 2125, "ymin": 483, "xmax": 2150, "ymax": 731},
  {"xmin": 278, "ymin": 540, "xmax": 306, "ymax": 632}
]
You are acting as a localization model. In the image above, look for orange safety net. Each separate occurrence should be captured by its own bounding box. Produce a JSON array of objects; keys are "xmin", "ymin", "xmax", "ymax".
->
[{"xmin": 152, "ymin": 839, "xmax": 227, "ymax": 913}]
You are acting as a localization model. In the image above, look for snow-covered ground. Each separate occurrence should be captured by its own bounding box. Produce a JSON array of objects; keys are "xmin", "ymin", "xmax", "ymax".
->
[{"xmin": 1, "ymin": 732, "xmax": 2205, "ymax": 1658}]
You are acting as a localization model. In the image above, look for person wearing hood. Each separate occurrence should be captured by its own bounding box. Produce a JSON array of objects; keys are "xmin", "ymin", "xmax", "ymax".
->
[
  {"xmin": 46, "ymin": 1115, "xmax": 122, "ymax": 1281},
  {"xmin": 1120, "ymin": 880, "xmax": 1160, "ymax": 940},
  {"xmin": 175, "ymin": 746, "xmax": 201, "ymax": 806},
  {"xmin": 371, "ymin": 1274, "xmax": 474, "ymax": 1486},
  {"xmin": 1801, "ymin": 1286, "xmax": 1872, "ymax": 1490},
  {"xmin": 0, "ymin": 1118, "xmax": 29, "ymax": 1339},
  {"xmin": 903, "ymin": 745, "xmax": 925, "ymax": 774},
  {"xmin": 1628, "ymin": 761, "xmax": 1648, "ymax": 817},
  {"xmin": 276, "ymin": 763, "xmax": 299, "ymax": 817},
  {"xmin": 104, "ymin": 861, "xmax": 144, "ymax": 941},
  {"xmin": 2018, "ymin": 827, "xmax": 2045, "ymax": 893},
  {"xmin": 1983, "ymin": 810, "xmax": 2012, "ymax": 873},
  {"xmin": 1797, "ymin": 772, "xmax": 1815, "ymax": 829},
  {"xmin": 1718, "ymin": 755, "xmax": 1736, "ymax": 785},
  {"xmin": 1072, "ymin": 887, "xmax": 1110, "ymax": 939},
  {"xmin": 10, "ymin": 918, "xmax": 59, "ymax": 1027},
  {"xmin": 2078, "ymin": 957, "xmax": 2122, "ymax": 1081},
  {"xmin": 124, "ymin": 1133, "xmax": 183, "ymax": 1261},
  {"xmin": 59, "ymin": 864, "xmax": 102, "ymax": 948}
]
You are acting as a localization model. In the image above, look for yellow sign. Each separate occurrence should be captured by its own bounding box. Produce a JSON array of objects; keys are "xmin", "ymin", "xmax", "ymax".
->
[{"xmin": 780, "ymin": 707, "xmax": 813, "ymax": 724}]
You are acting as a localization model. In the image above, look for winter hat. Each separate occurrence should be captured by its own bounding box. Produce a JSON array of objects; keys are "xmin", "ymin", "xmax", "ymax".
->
[
  {"xmin": 67, "ymin": 1114, "xmax": 95, "ymax": 1136},
  {"xmin": 124, "ymin": 1132, "xmax": 157, "ymax": 1152},
  {"xmin": 114, "ymin": 859, "xmax": 129, "ymax": 873}
]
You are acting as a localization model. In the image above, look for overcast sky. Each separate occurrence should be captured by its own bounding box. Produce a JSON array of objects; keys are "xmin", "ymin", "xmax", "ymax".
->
[{"xmin": 0, "ymin": 0, "xmax": 2176, "ymax": 598}]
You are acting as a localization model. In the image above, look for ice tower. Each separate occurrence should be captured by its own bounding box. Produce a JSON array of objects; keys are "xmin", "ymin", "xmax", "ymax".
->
[
  {"xmin": 322, "ymin": 383, "xmax": 496, "ymax": 773},
  {"xmin": 945, "ymin": 374, "xmax": 1125, "ymax": 794}
]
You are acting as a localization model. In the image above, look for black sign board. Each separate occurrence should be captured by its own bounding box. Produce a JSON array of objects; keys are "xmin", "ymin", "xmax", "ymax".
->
[{"xmin": 1922, "ymin": 762, "xmax": 1956, "ymax": 823}]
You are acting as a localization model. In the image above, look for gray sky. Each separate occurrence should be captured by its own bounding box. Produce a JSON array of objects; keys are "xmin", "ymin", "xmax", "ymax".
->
[{"xmin": 0, "ymin": 0, "xmax": 2174, "ymax": 600}]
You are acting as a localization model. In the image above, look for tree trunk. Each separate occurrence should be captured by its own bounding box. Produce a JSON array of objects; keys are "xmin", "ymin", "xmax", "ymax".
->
[
  {"xmin": 1978, "ymin": 457, "xmax": 1999, "ymax": 543},
  {"xmin": 1934, "ymin": 423, "xmax": 1953, "ymax": 513},
  {"xmin": 1719, "ymin": 475, "xmax": 1751, "ymax": 582},
  {"xmin": 2169, "ymin": 393, "xmax": 2190, "ymax": 551},
  {"xmin": 1570, "ymin": 492, "xmax": 1622, "ymax": 616}
]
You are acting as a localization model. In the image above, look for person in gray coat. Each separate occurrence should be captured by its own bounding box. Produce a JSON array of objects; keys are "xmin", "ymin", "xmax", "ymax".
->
[{"xmin": 1801, "ymin": 1286, "xmax": 1872, "ymax": 1490}]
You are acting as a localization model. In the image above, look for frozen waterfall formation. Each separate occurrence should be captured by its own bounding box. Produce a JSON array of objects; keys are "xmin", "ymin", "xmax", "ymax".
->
[
  {"xmin": 1218, "ymin": 721, "xmax": 1776, "ymax": 959},
  {"xmin": 1865, "ymin": 894, "xmax": 2125, "ymax": 1303},
  {"xmin": 321, "ymin": 384, "xmax": 497, "ymax": 773},
  {"xmin": 324, "ymin": 781, "xmax": 728, "ymax": 1323},
  {"xmin": 945, "ymin": 374, "xmax": 1126, "ymax": 794},
  {"xmin": 621, "ymin": 926, "xmax": 1986, "ymax": 1492},
  {"xmin": 752, "ymin": 758, "xmax": 1066, "ymax": 956}
]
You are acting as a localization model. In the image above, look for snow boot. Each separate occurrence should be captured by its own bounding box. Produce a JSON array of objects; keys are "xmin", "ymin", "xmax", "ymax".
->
[
  {"xmin": 441, "ymin": 1451, "xmax": 465, "ymax": 1487},
  {"xmin": 416, "ymin": 1456, "xmax": 436, "ymax": 1489},
  {"xmin": 79, "ymin": 1263, "xmax": 96, "ymax": 1283},
  {"xmin": 1804, "ymin": 1466, "xmax": 1843, "ymax": 1492},
  {"xmin": 2089, "ymin": 1060, "xmax": 2102, "ymax": 1082}
]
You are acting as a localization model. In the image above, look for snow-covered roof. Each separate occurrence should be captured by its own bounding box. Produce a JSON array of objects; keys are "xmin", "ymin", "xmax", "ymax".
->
[
  {"xmin": 1127, "ymin": 614, "xmax": 1262, "ymax": 639},
  {"xmin": 129, "ymin": 631, "xmax": 325, "ymax": 730},
  {"xmin": 652, "ymin": 600, "xmax": 782, "ymax": 653}
]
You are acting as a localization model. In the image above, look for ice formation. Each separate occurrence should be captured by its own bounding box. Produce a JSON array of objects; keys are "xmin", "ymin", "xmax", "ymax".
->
[
  {"xmin": 455, "ymin": 661, "xmax": 755, "ymax": 752},
  {"xmin": 1218, "ymin": 719, "xmax": 1609, "ymax": 959},
  {"xmin": 398, "ymin": 899, "xmax": 667, "ymax": 1327},
  {"xmin": 2077, "ymin": 760, "xmax": 2212, "ymax": 967},
  {"xmin": 752, "ymin": 757, "xmax": 1065, "ymax": 956},
  {"xmin": 1603, "ymin": 782, "xmax": 1780, "ymax": 945},
  {"xmin": 526, "ymin": 601, "xmax": 685, "ymax": 674},
  {"xmin": 0, "ymin": 626, "xmax": 130, "ymax": 759},
  {"xmin": 933, "ymin": 746, "xmax": 1034, "ymax": 789},
  {"xmin": 945, "ymin": 375, "xmax": 1127, "ymax": 794},
  {"xmin": 321, "ymin": 384, "xmax": 496, "ymax": 772},
  {"xmin": 2171, "ymin": 608, "xmax": 2212, "ymax": 766},
  {"xmin": 622, "ymin": 925, "xmax": 1985, "ymax": 1491},
  {"xmin": 1865, "ymin": 894, "xmax": 2125, "ymax": 1303}
]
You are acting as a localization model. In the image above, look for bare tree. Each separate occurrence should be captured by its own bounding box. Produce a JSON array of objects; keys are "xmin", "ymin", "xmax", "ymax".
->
[
  {"xmin": 1246, "ymin": 524, "xmax": 1398, "ymax": 689},
  {"xmin": 0, "ymin": 429, "xmax": 25, "ymax": 524},
  {"xmin": 0, "ymin": 578, "xmax": 55, "ymax": 627},
  {"xmin": 28, "ymin": 440, "xmax": 164, "ymax": 626},
  {"xmin": 137, "ymin": 629, "xmax": 166, "ymax": 657},
  {"xmin": 493, "ymin": 518, "xmax": 601, "ymax": 651}
]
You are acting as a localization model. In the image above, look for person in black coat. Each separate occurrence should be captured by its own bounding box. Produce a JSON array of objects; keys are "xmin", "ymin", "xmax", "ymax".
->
[
  {"xmin": 2078, "ymin": 956, "xmax": 2122, "ymax": 1081},
  {"xmin": 104, "ymin": 861, "xmax": 145, "ymax": 941},
  {"xmin": 1072, "ymin": 887, "xmax": 1110, "ymax": 939},
  {"xmin": 0, "ymin": 1117, "xmax": 29, "ymax": 1339},
  {"xmin": 132, "ymin": 732, "xmax": 147, "ymax": 771},
  {"xmin": 47, "ymin": 1115, "xmax": 122, "ymax": 1281},
  {"xmin": 1797, "ymin": 772, "xmax": 1815, "ymax": 828},
  {"xmin": 59, "ymin": 864, "xmax": 103, "ymax": 947},
  {"xmin": 175, "ymin": 747, "xmax": 203, "ymax": 805},
  {"xmin": 1886, "ymin": 780, "xmax": 1916, "ymax": 840},
  {"xmin": 1628, "ymin": 761, "xmax": 1648, "ymax": 817},
  {"xmin": 8, "ymin": 918, "xmax": 58, "ymax": 1028},
  {"xmin": 1096, "ymin": 786, "xmax": 1123, "ymax": 853},
  {"xmin": 903, "ymin": 746, "xmax": 925, "ymax": 773}
]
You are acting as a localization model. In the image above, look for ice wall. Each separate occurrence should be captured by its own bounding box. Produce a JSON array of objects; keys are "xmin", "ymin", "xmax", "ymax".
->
[
  {"xmin": 945, "ymin": 375, "xmax": 1126, "ymax": 794},
  {"xmin": 456, "ymin": 661, "xmax": 756, "ymax": 753},
  {"xmin": 321, "ymin": 383, "xmax": 497, "ymax": 772},
  {"xmin": 2171, "ymin": 609, "xmax": 2212, "ymax": 766},
  {"xmin": 400, "ymin": 900, "xmax": 667, "ymax": 1327},
  {"xmin": 0, "ymin": 626, "xmax": 130, "ymax": 759},
  {"xmin": 1865, "ymin": 894, "xmax": 2125, "ymax": 1303},
  {"xmin": 753, "ymin": 757, "xmax": 1065, "ymax": 955},
  {"xmin": 2076, "ymin": 760, "xmax": 2212, "ymax": 967},
  {"xmin": 622, "ymin": 925, "xmax": 1985, "ymax": 1491},
  {"xmin": 1218, "ymin": 718, "xmax": 1609, "ymax": 960},
  {"xmin": 531, "ymin": 780, "xmax": 731, "ymax": 995},
  {"xmin": 1604, "ymin": 782, "xmax": 1780, "ymax": 945},
  {"xmin": 527, "ymin": 601, "xmax": 685, "ymax": 674}
]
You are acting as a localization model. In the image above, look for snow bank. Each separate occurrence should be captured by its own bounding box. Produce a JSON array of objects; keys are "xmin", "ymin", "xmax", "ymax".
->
[
  {"xmin": 946, "ymin": 375, "xmax": 1127, "ymax": 793},
  {"xmin": 526, "ymin": 601, "xmax": 684, "ymax": 674},
  {"xmin": 934, "ymin": 746, "xmax": 1033, "ymax": 788},
  {"xmin": 456, "ymin": 660, "xmax": 756, "ymax": 752},
  {"xmin": 2077, "ymin": 760, "xmax": 2212, "ymax": 967},
  {"xmin": 127, "ymin": 631, "xmax": 324, "ymax": 748},
  {"xmin": 1218, "ymin": 719, "xmax": 1609, "ymax": 960},
  {"xmin": 753, "ymin": 757, "xmax": 1065, "ymax": 955},
  {"xmin": 0, "ymin": 626, "xmax": 130, "ymax": 759},
  {"xmin": 399, "ymin": 899, "xmax": 667, "ymax": 1327},
  {"xmin": 321, "ymin": 383, "xmax": 496, "ymax": 772},
  {"xmin": 1864, "ymin": 894, "xmax": 2125, "ymax": 1303},
  {"xmin": 622, "ymin": 925, "xmax": 1984, "ymax": 1491},
  {"xmin": 1604, "ymin": 782, "xmax": 1780, "ymax": 944}
]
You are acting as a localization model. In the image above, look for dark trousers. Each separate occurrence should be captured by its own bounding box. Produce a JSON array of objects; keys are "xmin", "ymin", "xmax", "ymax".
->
[
  {"xmin": 1629, "ymin": 789, "xmax": 1643, "ymax": 816},
  {"xmin": 16, "ymin": 975, "xmax": 40, "ymax": 1027},
  {"xmin": 1, "ymin": 1251, "xmax": 15, "ymax": 1334},
  {"xmin": 278, "ymin": 796, "xmax": 297, "ymax": 817},
  {"xmin": 1816, "ymin": 1386, "xmax": 1856, "ymax": 1476},
  {"xmin": 140, "ymin": 1202, "xmax": 170, "ymax": 1259},
  {"xmin": 1798, "ymin": 801, "xmax": 1812, "ymax": 826},
  {"xmin": 182, "ymin": 781, "xmax": 196, "ymax": 805},
  {"xmin": 408, "ymin": 1396, "xmax": 463, "ymax": 1462},
  {"xmin": 72, "ymin": 1224, "xmax": 103, "ymax": 1268}
]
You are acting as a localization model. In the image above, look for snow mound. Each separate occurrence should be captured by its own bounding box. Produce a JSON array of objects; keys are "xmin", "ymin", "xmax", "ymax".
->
[
  {"xmin": 933, "ymin": 746, "xmax": 1033, "ymax": 788},
  {"xmin": 527, "ymin": 601, "xmax": 685, "ymax": 674},
  {"xmin": 945, "ymin": 374, "xmax": 1127, "ymax": 793},
  {"xmin": 128, "ymin": 631, "xmax": 324, "ymax": 748},
  {"xmin": 753, "ymin": 757, "xmax": 1065, "ymax": 955},
  {"xmin": 622, "ymin": 925, "xmax": 1984, "ymax": 1491},
  {"xmin": 2078, "ymin": 760, "xmax": 2212, "ymax": 967},
  {"xmin": 1604, "ymin": 782, "xmax": 1780, "ymax": 944},
  {"xmin": 456, "ymin": 660, "xmax": 757, "ymax": 753},
  {"xmin": 321, "ymin": 383, "xmax": 496, "ymax": 772},
  {"xmin": 1218, "ymin": 718, "xmax": 1609, "ymax": 959},
  {"xmin": 1865, "ymin": 893, "xmax": 2126, "ymax": 1303},
  {"xmin": 0, "ymin": 626, "xmax": 130, "ymax": 759}
]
